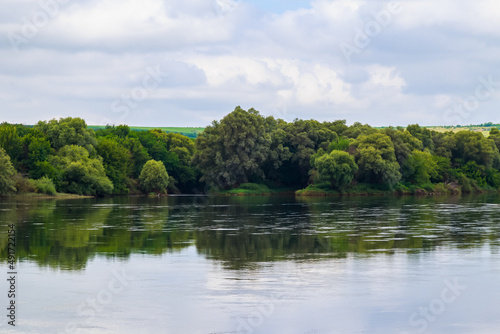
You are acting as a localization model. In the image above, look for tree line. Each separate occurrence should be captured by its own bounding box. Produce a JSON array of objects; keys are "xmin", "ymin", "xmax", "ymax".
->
[{"xmin": 1, "ymin": 106, "xmax": 500, "ymax": 196}]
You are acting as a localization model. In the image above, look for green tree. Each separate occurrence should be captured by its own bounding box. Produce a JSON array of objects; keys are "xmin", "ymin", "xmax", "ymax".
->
[
  {"xmin": 149, "ymin": 130, "xmax": 198, "ymax": 192},
  {"xmin": 354, "ymin": 132, "xmax": 401, "ymax": 187},
  {"xmin": 432, "ymin": 155, "xmax": 452, "ymax": 183},
  {"xmin": 459, "ymin": 161, "xmax": 487, "ymax": 187},
  {"xmin": 262, "ymin": 125, "xmax": 292, "ymax": 184},
  {"xmin": 314, "ymin": 150, "xmax": 358, "ymax": 190},
  {"xmin": 432, "ymin": 131, "xmax": 453, "ymax": 159},
  {"xmin": 402, "ymin": 150, "xmax": 438, "ymax": 185},
  {"xmin": 488, "ymin": 127, "xmax": 500, "ymax": 151},
  {"xmin": 0, "ymin": 147, "xmax": 17, "ymax": 195},
  {"xmin": 139, "ymin": 160, "xmax": 169, "ymax": 194},
  {"xmin": 322, "ymin": 120, "xmax": 348, "ymax": 136},
  {"xmin": 49, "ymin": 145, "xmax": 113, "ymax": 196},
  {"xmin": 96, "ymin": 137, "xmax": 132, "ymax": 194},
  {"xmin": 0, "ymin": 123, "xmax": 23, "ymax": 169},
  {"xmin": 406, "ymin": 124, "xmax": 434, "ymax": 151},
  {"xmin": 383, "ymin": 128, "xmax": 422, "ymax": 166},
  {"xmin": 343, "ymin": 122, "xmax": 377, "ymax": 139},
  {"xmin": 20, "ymin": 129, "xmax": 52, "ymax": 177},
  {"xmin": 35, "ymin": 117, "xmax": 97, "ymax": 153},
  {"xmin": 328, "ymin": 137, "xmax": 351, "ymax": 152},
  {"xmin": 277, "ymin": 119, "xmax": 337, "ymax": 186},
  {"xmin": 121, "ymin": 137, "xmax": 151, "ymax": 178},
  {"xmin": 193, "ymin": 107, "xmax": 272, "ymax": 189},
  {"xmin": 447, "ymin": 131, "xmax": 499, "ymax": 168}
]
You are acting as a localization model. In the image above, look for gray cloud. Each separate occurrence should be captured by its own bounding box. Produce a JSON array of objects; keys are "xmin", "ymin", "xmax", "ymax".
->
[{"xmin": 1, "ymin": 0, "xmax": 500, "ymax": 127}]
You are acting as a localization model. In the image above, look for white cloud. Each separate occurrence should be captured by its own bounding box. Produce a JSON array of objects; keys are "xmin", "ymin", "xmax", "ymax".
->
[{"xmin": 0, "ymin": 0, "xmax": 499, "ymax": 126}]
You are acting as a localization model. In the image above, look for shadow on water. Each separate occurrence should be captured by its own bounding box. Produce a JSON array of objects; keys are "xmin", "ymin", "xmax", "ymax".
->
[{"xmin": 1, "ymin": 194, "xmax": 500, "ymax": 270}]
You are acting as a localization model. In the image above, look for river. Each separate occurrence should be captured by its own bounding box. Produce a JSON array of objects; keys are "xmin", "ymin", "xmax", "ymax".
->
[{"xmin": 1, "ymin": 194, "xmax": 500, "ymax": 333}]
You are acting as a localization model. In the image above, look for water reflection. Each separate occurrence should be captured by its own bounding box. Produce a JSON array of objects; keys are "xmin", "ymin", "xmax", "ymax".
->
[{"xmin": 1, "ymin": 194, "xmax": 500, "ymax": 270}]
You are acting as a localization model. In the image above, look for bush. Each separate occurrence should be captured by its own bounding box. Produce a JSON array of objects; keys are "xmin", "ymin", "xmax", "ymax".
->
[
  {"xmin": 49, "ymin": 145, "xmax": 113, "ymax": 196},
  {"xmin": 239, "ymin": 183, "xmax": 268, "ymax": 191},
  {"xmin": 225, "ymin": 183, "xmax": 272, "ymax": 195},
  {"xmin": 0, "ymin": 147, "xmax": 17, "ymax": 195},
  {"xmin": 13, "ymin": 174, "xmax": 35, "ymax": 194},
  {"xmin": 30, "ymin": 177, "xmax": 57, "ymax": 196},
  {"xmin": 395, "ymin": 183, "xmax": 410, "ymax": 194},
  {"xmin": 457, "ymin": 173, "xmax": 475, "ymax": 193},
  {"xmin": 486, "ymin": 169, "xmax": 500, "ymax": 189},
  {"xmin": 421, "ymin": 183, "xmax": 435, "ymax": 191},
  {"xmin": 315, "ymin": 150, "xmax": 358, "ymax": 190},
  {"xmin": 139, "ymin": 160, "xmax": 169, "ymax": 194},
  {"xmin": 328, "ymin": 138, "xmax": 350, "ymax": 152},
  {"xmin": 433, "ymin": 183, "xmax": 449, "ymax": 194}
]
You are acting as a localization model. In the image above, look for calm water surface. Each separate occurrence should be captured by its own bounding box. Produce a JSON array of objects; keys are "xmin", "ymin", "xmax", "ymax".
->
[{"xmin": 1, "ymin": 195, "xmax": 500, "ymax": 333}]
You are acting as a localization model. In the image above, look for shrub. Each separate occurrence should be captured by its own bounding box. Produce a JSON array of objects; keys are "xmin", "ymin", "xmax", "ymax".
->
[
  {"xmin": 433, "ymin": 183, "xmax": 448, "ymax": 194},
  {"xmin": 239, "ymin": 183, "xmax": 268, "ymax": 191},
  {"xmin": 30, "ymin": 177, "xmax": 57, "ymax": 196},
  {"xmin": 315, "ymin": 150, "xmax": 358, "ymax": 190},
  {"xmin": 457, "ymin": 173, "xmax": 476, "ymax": 193},
  {"xmin": 49, "ymin": 145, "xmax": 113, "ymax": 196},
  {"xmin": 0, "ymin": 147, "xmax": 17, "ymax": 195},
  {"xmin": 139, "ymin": 160, "xmax": 169, "ymax": 194},
  {"xmin": 13, "ymin": 174, "xmax": 35, "ymax": 194}
]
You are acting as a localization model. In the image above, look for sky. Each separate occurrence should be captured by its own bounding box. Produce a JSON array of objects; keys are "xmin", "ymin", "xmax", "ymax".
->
[{"xmin": 1, "ymin": 0, "xmax": 500, "ymax": 127}]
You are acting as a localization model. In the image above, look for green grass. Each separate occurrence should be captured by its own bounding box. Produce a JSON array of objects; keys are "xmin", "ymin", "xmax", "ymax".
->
[
  {"xmin": 296, "ymin": 183, "xmax": 392, "ymax": 196},
  {"xmin": 29, "ymin": 176, "xmax": 57, "ymax": 196},
  {"xmin": 219, "ymin": 183, "xmax": 272, "ymax": 195},
  {"xmin": 296, "ymin": 182, "xmax": 483, "ymax": 197},
  {"xmin": 88, "ymin": 125, "xmax": 205, "ymax": 138},
  {"xmin": 11, "ymin": 192, "xmax": 93, "ymax": 199},
  {"xmin": 297, "ymin": 183, "xmax": 419, "ymax": 196},
  {"xmin": 377, "ymin": 124, "xmax": 499, "ymax": 137},
  {"xmin": 295, "ymin": 185, "xmax": 340, "ymax": 196},
  {"xmin": 217, "ymin": 183, "xmax": 297, "ymax": 195}
]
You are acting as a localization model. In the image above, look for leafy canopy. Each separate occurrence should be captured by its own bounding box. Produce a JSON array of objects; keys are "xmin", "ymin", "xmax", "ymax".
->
[
  {"xmin": 0, "ymin": 147, "xmax": 17, "ymax": 195},
  {"xmin": 139, "ymin": 160, "xmax": 170, "ymax": 194},
  {"xmin": 49, "ymin": 145, "xmax": 113, "ymax": 196},
  {"xmin": 354, "ymin": 132, "xmax": 401, "ymax": 188},
  {"xmin": 315, "ymin": 150, "xmax": 358, "ymax": 190},
  {"xmin": 193, "ymin": 106, "xmax": 273, "ymax": 189}
]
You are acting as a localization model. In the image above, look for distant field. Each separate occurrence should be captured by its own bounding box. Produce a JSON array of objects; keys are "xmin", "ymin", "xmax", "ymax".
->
[
  {"xmin": 88, "ymin": 125, "xmax": 205, "ymax": 138},
  {"xmin": 425, "ymin": 126, "xmax": 498, "ymax": 136},
  {"xmin": 86, "ymin": 124, "xmax": 499, "ymax": 138}
]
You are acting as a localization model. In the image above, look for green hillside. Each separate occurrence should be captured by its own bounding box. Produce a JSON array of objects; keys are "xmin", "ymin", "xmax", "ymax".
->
[{"xmin": 88, "ymin": 125, "xmax": 204, "ymax": 138}]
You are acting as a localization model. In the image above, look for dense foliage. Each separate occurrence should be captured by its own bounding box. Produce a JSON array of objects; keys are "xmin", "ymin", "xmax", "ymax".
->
[
  {"xmin": 0, "ymin": 147, "xmax": 17, "ymax": 195},
  {"xmin": 1, "ymin": 108, "xmax": 500, "ymax": 196},
  {"xmin": 139, "ymin": 160, "xmax": 170, "ymax": 194},
  {"xmin": 0, "ymin": 118, "xmax": 198, "ymax": 196},
  {"xmin": 314, "ymin": 150, "xmax": 357, "ymax": 190}
]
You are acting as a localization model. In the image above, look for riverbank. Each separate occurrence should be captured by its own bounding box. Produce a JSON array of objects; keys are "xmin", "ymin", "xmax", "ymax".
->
[
  {"xmin": 5, "ymin": 192, "xmax": 94, "ymax": 199},
  {"xmin": 216, "ymin": 182, "xmax": 500, "ymax": 197},
  {"xmin": 216, "ymin": 183, "xmax": 296, "ymax": 196},
  {"xmin": 296, "ymin": 182, "xmax": 500, "ymax": 196}
]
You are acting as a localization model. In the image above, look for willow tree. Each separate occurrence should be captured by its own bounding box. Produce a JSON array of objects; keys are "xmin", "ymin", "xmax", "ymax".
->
[
  {"xmin": 193, "ymin": 107, "xmax": 272, "ymax": 189},
  {"xmin": 315, "ymin": 150, "xmax": 358, "ymax": 190},
  {"xmin": 49, "ymin": 145, "xmax": 113, "ymax": 196},
  {"xmin": 354, "ymin": 132, "xmax": 401, "ymax": 188}
]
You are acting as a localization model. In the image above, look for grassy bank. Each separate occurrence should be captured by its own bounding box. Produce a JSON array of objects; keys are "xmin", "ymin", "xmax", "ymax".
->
[
  {"xmin": 217, "ymin": 183, "xmax": 296, "ymax": 196},
  {"xmin": 8, "ymin": 192, "xmax": 94, "ymax": 199},
  {"xmin": 295, "ymin": 182, "xmax": 500, "ymax": 197},
  {"xmin": 296, "ymin": 183, "xmax": 390, "ymax": 196},
  {"xmin": 217, "ymin": 181, "xmax": 499, "ymax": 197}
]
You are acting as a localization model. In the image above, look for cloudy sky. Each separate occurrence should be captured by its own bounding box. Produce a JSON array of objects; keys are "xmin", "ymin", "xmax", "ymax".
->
[{"xmin": 1, "ymin": 0, "xmax": 499, "ymax": 127}]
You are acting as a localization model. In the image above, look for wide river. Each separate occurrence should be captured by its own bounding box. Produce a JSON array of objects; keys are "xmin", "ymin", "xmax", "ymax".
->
[{"xmin": 1, "ymin": 194, "xmax": 500, "ymax": 334}]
